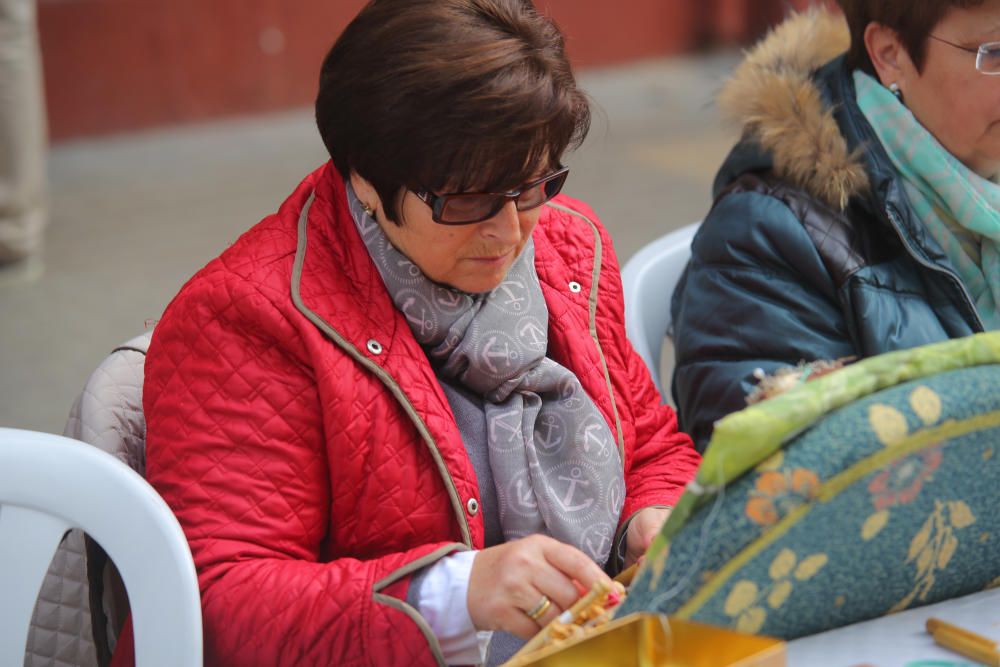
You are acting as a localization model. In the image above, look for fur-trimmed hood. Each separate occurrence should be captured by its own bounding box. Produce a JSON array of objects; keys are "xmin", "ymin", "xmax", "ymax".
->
[{"xmin": 718, "ymin": 9, "xmax": 868, "ymax": 210}]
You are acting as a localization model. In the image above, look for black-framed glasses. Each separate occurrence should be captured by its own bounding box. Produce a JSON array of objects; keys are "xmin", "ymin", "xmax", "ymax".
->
[
  {"xmin": 413, "ymin": 166, "xmax": 570, "ymax": 225},
  {"xmin": 929, "ymin": 34, "xmax": 1000, "ymax": 75}
]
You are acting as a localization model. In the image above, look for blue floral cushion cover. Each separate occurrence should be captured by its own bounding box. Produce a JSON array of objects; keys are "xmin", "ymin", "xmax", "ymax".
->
[{"xmin": 620, "ymin": 337, "xmax": 1000, "ymax": 639}]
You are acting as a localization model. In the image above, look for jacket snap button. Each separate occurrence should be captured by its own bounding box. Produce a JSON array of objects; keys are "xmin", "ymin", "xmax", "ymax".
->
[
  {"xmin": 466, "ymin": 498, "xmax": 479, "ymax": 516},
  {"xmin": 366, "ymin": 339, "xmax": 383, "ymax": 355},
  {"xmin": 568, "ymin": 281, "xmax": 582, "ymax": 293}
]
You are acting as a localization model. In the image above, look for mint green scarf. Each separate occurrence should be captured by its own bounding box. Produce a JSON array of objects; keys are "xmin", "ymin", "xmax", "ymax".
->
[{"xmin": 854, "ymin": 71, "xmax": 1000, "ymax": 331}]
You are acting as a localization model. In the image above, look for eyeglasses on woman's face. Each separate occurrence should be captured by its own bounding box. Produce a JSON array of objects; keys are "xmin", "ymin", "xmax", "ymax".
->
[
  {"xmin": 413, "ymin": 166, "xmax": 570, "ymax": 225},
  {"xmin": 929, "ymin": 35, "xmax": 1000, "ymax": 75}
]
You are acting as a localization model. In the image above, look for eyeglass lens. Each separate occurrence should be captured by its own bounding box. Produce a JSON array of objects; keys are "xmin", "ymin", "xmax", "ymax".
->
[
  {"xmin": 978, "ymin": 42, "xmax": 1000, "ymax": 74},
  {"xmin": 437, "ymin": 170, "xmax": 568, "ymax": 223}
]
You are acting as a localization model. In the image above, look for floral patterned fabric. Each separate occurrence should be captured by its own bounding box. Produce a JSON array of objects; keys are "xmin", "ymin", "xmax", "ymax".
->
[{"xmin": 620, "ymin": 349, "xmax": 1000, "ymax": 639}]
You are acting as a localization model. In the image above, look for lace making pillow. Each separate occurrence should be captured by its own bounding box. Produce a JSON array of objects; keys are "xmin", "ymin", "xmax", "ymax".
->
[{"xmin": 620, "ymin": 334, "xmax": 1000, "ymax": 639}]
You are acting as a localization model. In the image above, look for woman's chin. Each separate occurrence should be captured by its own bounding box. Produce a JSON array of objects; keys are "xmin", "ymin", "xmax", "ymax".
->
[
  {"xmin": 444, "ymin": 259, "xmax": 517, "ymax": 293},
  {"xmin": 453, "ymin": 277, "xmax": 505, "ymax": 294},
  {"xmin": 970, "ymin": 157, "xmax": 1000, "ymax": 181},
  {"xmin": 444, "ymin": 270, "xmax": 509, "ymax": 294}
]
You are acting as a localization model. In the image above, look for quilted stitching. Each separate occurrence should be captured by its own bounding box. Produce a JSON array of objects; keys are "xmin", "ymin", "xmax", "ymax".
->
[
  {"xmin": 23, "ymin": 530, "xmax": 97, "ymax": 667},
  {"xmin": 140, "ymin": 163, "xmax": 699, "ymax": 666},
  {"xmin": 24, "ymin": 334, "xmax": 150, "ymax": 667}
]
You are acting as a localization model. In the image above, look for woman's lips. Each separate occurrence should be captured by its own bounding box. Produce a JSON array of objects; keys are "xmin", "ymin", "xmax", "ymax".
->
[{"xmin": 468, "ymin": 249, "xmax": 514, "ymax": 264}]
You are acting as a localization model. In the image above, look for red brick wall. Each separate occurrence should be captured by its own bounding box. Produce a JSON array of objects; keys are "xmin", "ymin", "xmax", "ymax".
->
[
  {"xmin": 538, "ymin": 0, "xmax": 702, "ymax": 68},
  {"xmin": 38, "ymin": 0, "xmax": 837, "ymax": 141},
  {"xmin": 39, "ymin": 0, "xmax": 367, "ymax": 140}
]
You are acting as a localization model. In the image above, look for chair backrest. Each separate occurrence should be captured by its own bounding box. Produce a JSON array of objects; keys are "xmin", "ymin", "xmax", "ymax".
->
[
  {"xmin": 0, "ymin": 428, "xmax": 202, "ymax": 667},
  {"xmin": 621, "ymin": 222, "xmax": 700, "ymax": 398},
  {"xmin": 26, "ymin": 332, "xmax": 152, "ymax": 666}
]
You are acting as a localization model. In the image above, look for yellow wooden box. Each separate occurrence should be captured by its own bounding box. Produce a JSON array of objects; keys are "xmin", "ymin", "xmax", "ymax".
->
[{"xmin": 504, "ymin": 613, "xmax": 786, "ymax": 667}]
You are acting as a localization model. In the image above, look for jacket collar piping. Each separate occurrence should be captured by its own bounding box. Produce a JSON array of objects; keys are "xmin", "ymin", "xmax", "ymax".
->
[
  {"xmin": 372, "ymin": 543, "xmax": 471, "ymax": 667},
  {"xmin": 545, "ymin": 201, "xmax": 625, "ymax": 465},
  {"xmin": 290, "ymin": 192, "xmax": 473, "ymax": 549}
]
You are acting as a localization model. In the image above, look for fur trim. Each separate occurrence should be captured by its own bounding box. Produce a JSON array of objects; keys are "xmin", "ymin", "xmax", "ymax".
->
[{"xmin": 718, "ymin": 9, "xmax": 868, "ymax": 210}]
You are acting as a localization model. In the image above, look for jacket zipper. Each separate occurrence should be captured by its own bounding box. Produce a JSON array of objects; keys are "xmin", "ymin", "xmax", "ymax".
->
[
  {"xmin": 835, "ymin": 66, "xmax": 985, "ymax": 333},
  {"xmin": 883, "ymin": 201, "xmax": 986, "ymax": 332}
]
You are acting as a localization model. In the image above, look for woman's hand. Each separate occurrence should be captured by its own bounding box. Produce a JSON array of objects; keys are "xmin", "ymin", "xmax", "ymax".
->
[
  {"xmin": 467, "ymin": 535, "xmax": 611, "ymax": 638},
  {"xmin": 624, "ymin": 507, "xmax": 671, "ymax": 568}
]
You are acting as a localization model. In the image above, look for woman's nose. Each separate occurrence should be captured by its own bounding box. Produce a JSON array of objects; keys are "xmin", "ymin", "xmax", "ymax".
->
[{"xmin": 480, "ymin": 200, "xmax": 522, "ymax": 244}]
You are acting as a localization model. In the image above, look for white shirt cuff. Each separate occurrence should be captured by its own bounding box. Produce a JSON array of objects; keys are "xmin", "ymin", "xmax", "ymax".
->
[{"xmin": 413, "ymin": 550, "xmax": 493, "ymax": 666}]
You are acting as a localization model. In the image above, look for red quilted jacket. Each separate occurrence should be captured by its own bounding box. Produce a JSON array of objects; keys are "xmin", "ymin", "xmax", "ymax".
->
[{"xmin": 139, "ymin": 163, "xmax": 700, "ymax": 666}]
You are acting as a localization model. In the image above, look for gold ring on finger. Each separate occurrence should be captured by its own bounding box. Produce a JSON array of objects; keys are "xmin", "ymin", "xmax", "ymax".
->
[{"xmin": 526, "ymin": 595, "xmax": 551, "ymax": 621}]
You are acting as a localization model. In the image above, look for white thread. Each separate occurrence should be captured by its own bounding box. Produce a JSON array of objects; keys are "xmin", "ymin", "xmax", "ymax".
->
[
  {"xmin": 645, "ymin": 455, "xmax": 729, "ymax": 612},
  {"xmin": 685, "ymin": 479, "xmax": 720, "ymax": 496}
]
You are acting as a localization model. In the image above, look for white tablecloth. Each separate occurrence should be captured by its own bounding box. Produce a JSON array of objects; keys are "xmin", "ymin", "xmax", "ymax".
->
[{"xmin": 787, "ymin": 588, "xmax": 1000, "ymax": 666}]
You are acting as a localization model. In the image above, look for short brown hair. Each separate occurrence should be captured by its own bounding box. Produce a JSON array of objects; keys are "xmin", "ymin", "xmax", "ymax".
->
[
  {"xmin": 315, "ymin": 0, "xmax": 590, "ymax": 224},
  {"xmin": 838, "ymin": 0, "xmax": 986, "ymax": 75}
]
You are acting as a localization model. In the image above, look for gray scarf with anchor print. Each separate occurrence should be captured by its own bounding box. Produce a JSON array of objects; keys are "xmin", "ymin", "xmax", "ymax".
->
[{"xmin": 347, "ymin": 182, "xmax": 624, "ymax": 566}]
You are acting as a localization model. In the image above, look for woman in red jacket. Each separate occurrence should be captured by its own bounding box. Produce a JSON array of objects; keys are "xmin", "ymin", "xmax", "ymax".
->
[{"xmin": 140, "ymin": 1, "xmax": 701, "ymax": 665}]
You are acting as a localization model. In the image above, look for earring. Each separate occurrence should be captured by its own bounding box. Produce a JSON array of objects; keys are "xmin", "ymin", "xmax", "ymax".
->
[
  {"xmin": 362, "ymin": 202, "xmax": 375, "ymax": 217},
  {"xmin": 889, "ymin": 82, "xmax": 902, "ymax": 100}
]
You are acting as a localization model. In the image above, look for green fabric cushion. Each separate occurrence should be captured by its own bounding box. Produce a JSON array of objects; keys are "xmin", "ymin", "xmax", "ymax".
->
[{"xmin": 620, "ymin": 335, "xmax": 1000, "ymax": 639}]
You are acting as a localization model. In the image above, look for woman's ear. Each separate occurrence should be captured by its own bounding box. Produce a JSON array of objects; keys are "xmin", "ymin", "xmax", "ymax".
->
[
  {"xmin": 864, "ymin": 22, "xmax": 910, "ymax": 90},
  {"xmin": 348, "ymin": 170, "xmax": 381, "ymax": 214}
]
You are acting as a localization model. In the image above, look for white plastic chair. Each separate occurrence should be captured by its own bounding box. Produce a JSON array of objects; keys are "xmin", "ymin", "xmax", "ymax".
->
[
  {"xmin": 621, "ymin": 222, "xmax": 700, "ymax": 399},
  {"xmin": 0, "ymin": 428, "xmax": 202, "ymax": 667},
  {"xmin": 27, "ymin": 332, "xmax": 151, "ymax": 666}
]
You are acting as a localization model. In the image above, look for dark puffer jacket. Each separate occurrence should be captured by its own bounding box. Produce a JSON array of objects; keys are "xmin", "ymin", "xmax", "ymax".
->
[{"xmin": 671, "ymin": 10, "xmax": 984, "ymax": 451}]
